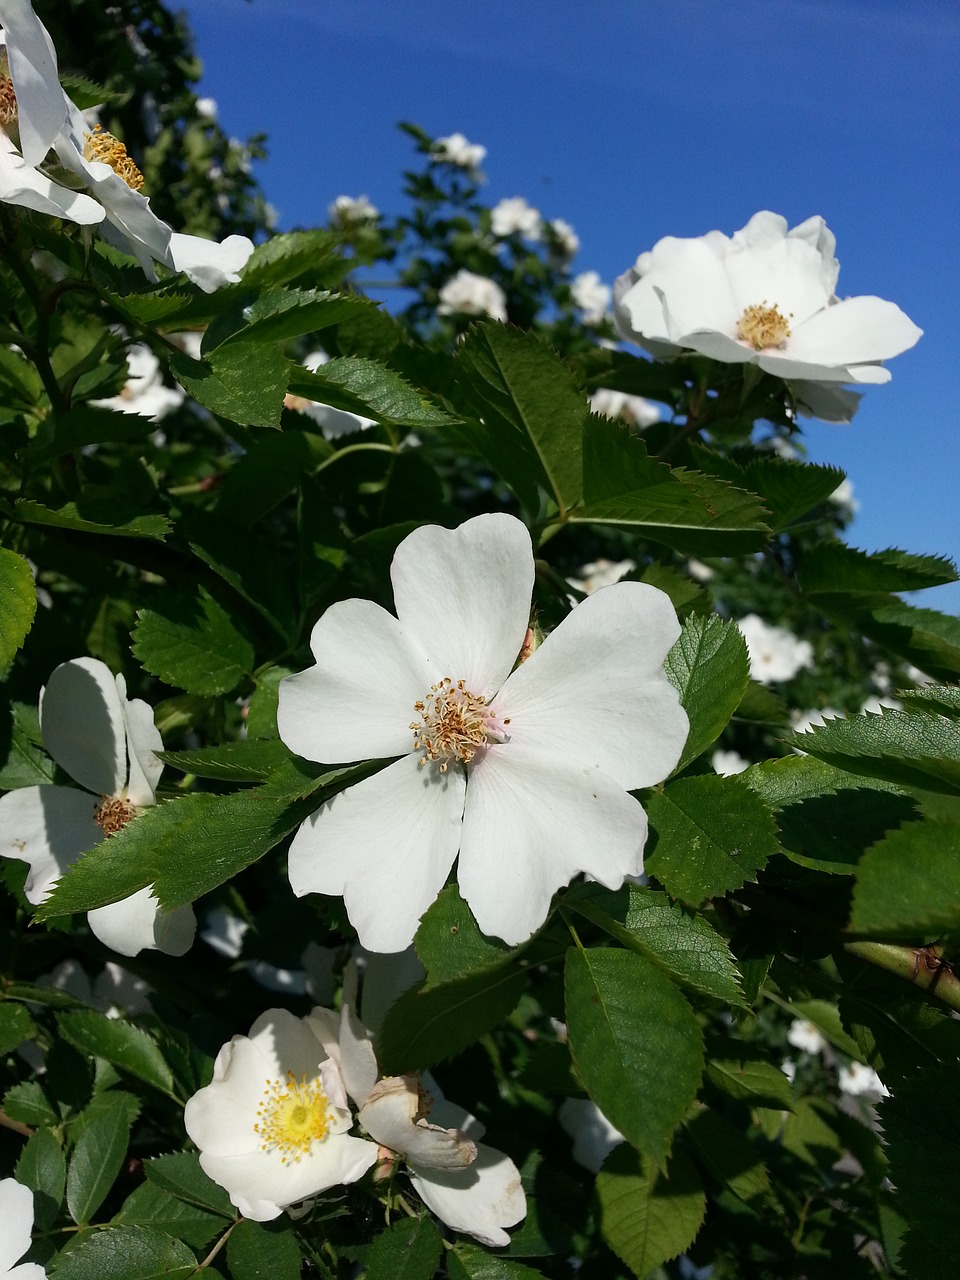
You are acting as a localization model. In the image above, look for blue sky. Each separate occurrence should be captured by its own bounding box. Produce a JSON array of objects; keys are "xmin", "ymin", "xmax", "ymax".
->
[{"xmin": 182, "ymin": 0, "xmax": 959, "ymax": 613}]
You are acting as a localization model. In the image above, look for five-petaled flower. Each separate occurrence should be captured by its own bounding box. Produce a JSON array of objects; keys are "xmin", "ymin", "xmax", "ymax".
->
[
  {"xmin": 614, "ymin": 210, "xmax": 921, "ymax": 384},
  {"xmin": 0, "ymin": 657, "xmax": 196, "ymax": 957},
  {"xmin": 278, "ymin": 513, "xmax": 688, "ymax": 952},
  {"xmin": 183, "ymin": 1006, "xmax": 379, "ymax": 1221}
]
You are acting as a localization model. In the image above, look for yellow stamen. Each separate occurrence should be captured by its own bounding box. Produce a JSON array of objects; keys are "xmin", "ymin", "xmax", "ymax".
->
[
  {"xmin": 254, "ymin": 1070, "xmax": 332, "ymax": 1164},
  {"xmin": 0, "ymin": 53, "xmax": 17, "ymax": 126},
  {"xmin": 94, "ymin": 796, "xmax": 137, "ymax": 836},
  {"xmin": 83, "ymin": 125, "xmax": 144, "ymax": 192},
  {"xmin": 411, "ymin": 677, "xmax": 510, "ymax": 772},
  {"xmin": 736, "ymin": 301, "xmax": 792, "ymax": 350}
]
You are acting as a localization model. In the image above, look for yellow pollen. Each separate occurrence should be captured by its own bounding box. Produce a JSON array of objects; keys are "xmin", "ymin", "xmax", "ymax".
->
[
  {"xmin": 83, "ymin": 125, "xmax": 144, "ymax": 192},
  {"xmin": 736, "ymin": 301, "xmax": 792, "ymax": 350},
  {"xmin": 0, "ymin": 55, "xmax": 16, "ymax": 127},
  {"xmin": 253, "ymin": 1071, "xmax": 331, "ymax": 1164},
  {"xmin": 410, "ymin": 677, "xmax": 508, "ymax": 771},
  {"xmin": 94, "ymin": 796, "xmax": 138, "ymax": 836}
]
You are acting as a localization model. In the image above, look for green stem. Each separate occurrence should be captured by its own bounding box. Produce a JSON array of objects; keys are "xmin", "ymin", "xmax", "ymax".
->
[
  {"xmin": 844, "ymin": 940, "xmax": 960, "ymax": 1013},
  {"xmin": 313, "ymin": 441, "xmax": 397, "ymax": 475}
]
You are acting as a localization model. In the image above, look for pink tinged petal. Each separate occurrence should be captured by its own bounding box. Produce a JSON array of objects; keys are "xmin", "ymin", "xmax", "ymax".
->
[
  {"xmin": 165, "ymin": 231, "xmax": 254, "ymax": 292},
  {"xmin": 619, "ymin": 239, "xmax": 737, "ymax": 345},
  {"xmin": 0, "ymin": 785, "xmax": 99, "ymax": 904},
  {"xmin": 40, "ymin": 657, "xmax": 126, "ymax": 797},
  {"xmin": 287, "ymin": 753, "xmax": 465, "ymax": 953},
  {"xmin": 410, "ymin": 1142, "xmax": 526, "ymax": 1247},
  {"xmin": 87, "ymin": 886, "xmax": 194, "ymax": 958},
  {"xmin": 115, "ymin": 673, "xmax": 163, "ymax": 806},
  {"xmin": 498, "ymin": 581, "xmax": 688, "ymax": 790},
  {"xmin": 278, "ymin": 599, "xmax": 429, "ymax": 765},
  {"xmin": 723, "ymin": 233, "xmax": 833, "ymax": 325},
  {"xmin": 0, "ymin": 1176, "xmax": 35, "ymax": 1271},
  {"xmin": 390, "ymin": 514, "xmax": 534, "ymax": 699},
  {"xmin": 458, "ymin": 745, "xmax": 649, "ymax": 945},
  {"xmin": 786, "ymin": 295, "xmax": 923, "ymax": 367},
  {"xmin": 360, "ymin": 1076, "xmax": 477, "ymax": 1169},
  {"xmin": 0, "ymin": 0, "xmax": 65, "ymax": 164},
  {"xmin": 0, "ymin": 130, "xmax": 103, "ymax": 223}
]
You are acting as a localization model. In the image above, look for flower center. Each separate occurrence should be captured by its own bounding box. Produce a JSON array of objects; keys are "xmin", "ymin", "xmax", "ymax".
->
[
  {"xmin": 254, "ymin": 1070, "xmax": 332, "ymax": 1164},
  {"xmin": 94, "ymin": 796, "xmax": 138, "ymax": 836},
  {"xmin": 411, "ymin": 677, "xmax": 509, "ymax": 772},
  {"xmin": 0, "ymin": 54, "xmax": 17, "ymax": 127},
  {"xmin": 736, "ymin": 302, "xmax": 792, "ymax": 350},
  {"xmin": 83, "ymin": 125, "xmax": 144, "ymax": 192}
]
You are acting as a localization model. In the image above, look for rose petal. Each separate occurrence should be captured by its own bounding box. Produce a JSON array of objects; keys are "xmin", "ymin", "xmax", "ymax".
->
[
  {"xmin": 40, "ymin": 657, "xmax": 127, "ymax": 798},
  {"xmin": 390, "ymin": 513, "xmax": 534, "ymax": 699},
  {"xmin": 0, "ymin": 0, "xmax": 65, "ymax": 164},
  {"xmin": 787, "ymin": 294, "xmax": 923, "ymax": 366},
  {"xmin": 724, "ymin": 229, "xmax": 833, "ymax": 325},
  {"xmin": 116, "ymin": 672, "xmax": 163, "ymax": 807},
  {"xmin": 87, "ymin": 886, "xmax": 195, "ymax": 958},
  {"xmin": 360, "ymin": 1076, "xmax": 477, "ymax": 1169},
  {"xmin": 458, "ymin": 744, "xmax": 649, "ymax": 945},
  {"xmin": 497, "ymin": 581, "xmax": 687, "ymax": 790},
  {"xmin": 410, "ymin": 1141, "xmax": 526, "ymax": 1247},
  {"xmin": 287, "ymin": 753, "xmax": 465, "ymax": 953},
  {"xmin": 0, "ymin": 785, "xmax": 100, "ymax": 904},
  {"xmin": 0, "ymin": 1176, "xmax": 35, "ymax": 1272},
  {"xmin": 0, "ymin": 129, "xmax": 103, "ymax": 222},
  {"xmin": 278, "ymin": 599, "xmax": 429, "ymax": 765},
  {"xmin": 619, "ymin": 237, "xmax": 736, "ymax": 345}
]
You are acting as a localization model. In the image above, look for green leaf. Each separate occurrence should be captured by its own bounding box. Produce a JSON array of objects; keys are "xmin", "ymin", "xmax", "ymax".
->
[
  {"xmin": 568, "ymin": 884, "xmax": 746, "ymax": 1007},
  {"xmin": 595, "ymin": 1143, "xmax": 706, "ymax": 1279},
  {"xmin": 214, "ymin": 428, "xmax": 332, "ymax": 525},
  {"xmin": 0, "ymin": 699, "xmax": 55, "ymax": 789},
  {"xmin": 0, "ymin": 547, "xmax": 37, "ymax": 668},
  {"xmin": 13, "ymin": 498, "xmax": 170, "ymax": 540},
  {"xmin": 226, "ymin": 1218, "xmax": 302, "ymax": 1280},
  {"xmin": 240, "ymin": 228, "xmax": 347, "ymax": 290},
  {"xmin": 850, "ymin": 600, "xmax": 960, "ymax": 683},
  {"xmin": 573, "ymin": 417, "xmax": 769, "ymax": 554},
  {"xmin": 778, "ymin": 1097, "xmax": 844, "ymax": 1166},
  {"xmin": 663, "ymin": 614, "xmax": 750, "ymax": 770},
  {"xmin": 365, "ymin": 1215, "xmax": 443, "ymax": 1280},
  {"xmin": 288, "ymin": 355, "xmax": 452, "ymax": 430},
  {"xmin": 36, "ymin": 786, "xmax": 305, "ymax": 920},
  {"xmin": 47, "ymin": 1225, "xmax": 198, "ymax": 1280},
  {"xmin": 113, "ymin": 1181, "xmax": 224, "ymax": 1248},
  {"xmin": 15, "ymin": 1127, "xmax": 66, "ymax": 1230},
  {"xmin": 143, "ymin": 1152, "xmax": 234, "ymax": 1217},
  {"xmin": 3, "ymin": 1080, "xmax": 59, "ymax": 1125},
  {"xmin": 850, "ymin": 819, "xmax": 960, "ymax": 936},
  {"xmin": 704, "ymin": 1053, "xmax": 794, "ymax": 1111},
  {"xmin": 899, "ymin": 684, "xmax": 960, "ymax": 717},
  {"xmin": 0, "ymin": 1000, "xmax": 35, "ymax": 1053},
  {"xmin": 645, "ymin": 775, "xmax": 779, "ymax": 905},
  {"xmin": 133, "ymin": 588, "xmax": 254, "ymax": 696},
  {"xmin": 22, "ymin": 406, "xmax": 156, "ymax": 464},
  {"xmin": 798, "ymin": 543, "xmax": 957, "ymax": 596},
  {"xmin": 737, "ymin": 456, "xmax": 846, "ymax": 531},
  {"xmin": 786, "ymin": 708, "xmax": 960, "ymax": 796},
  {"xmin": 564, "ymin": 948, "xmax": 703, "ymax": 1166},
  {"xmin": 684, "ymin": 1107, "xmax": 771, "ymax": 1206},
  {"xmin": 448, "ymin": 1249, "xmax": 547, "ymax": 1279},
  {"xmin": 57, "ymin": 1010, "xmax": 175, "ymax": 1097},
  {"xmin": 781, "ymin": 998, "xmax": 863, "ymax": 1059},
  {"xmin": 453, "ymin": 324, "xmax": 585, "ymax": 514},
  {"xmin": 158, "ymin": 739, "xmax": 290, "ymax": 782},
  {"xmin": 171, "ymin": 343, "xmax": 290, "ymax": 429},
  {"xmin": 216, "ymin": 287, "xmax": 366, "ymax": 348},
  {"xmin": 415, "ymin": 884, "xmax": 520, "ymax": 985},
  {"xmin": 378, "ymin": 964, "xmax": 526, "ymax": 1075},
  {"xmin": 66, "ymin": 1092, "xmax": 138, "ymax": 1223}
]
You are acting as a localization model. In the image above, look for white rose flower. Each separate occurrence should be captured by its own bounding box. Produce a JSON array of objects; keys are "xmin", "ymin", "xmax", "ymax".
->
[
  {"xmin": 38, "ymin": 957, "xmax": 152, "ymax": 1018},
  {"xmin": 437, "ymin": 269, "xmax": 507, "ymax": 322},
  {"xmin": 711, "ymin": 749, "xmax": 749, "ymax": 777},
  {"xmin": 328, "ymin": 193, "xmax": 378, "ymax": 223},
  {"xmin": 92, "ymin": 344, "xmax": 185, "ymax": 420},
  {"xmin": 589, "ymin": 387, "xmax": 660, "ymax": 428},
  {"xmin": 736, "ymin": 613, "xmax": 813, "ymax": 684},
  {"xmin": 183, "ymin": 1007, "xmax": 379, "ymax": 1221},
  {"xmin": 195, "ymin": 97, "xmax": 218, "ymax": 120},
  {"xmin": 565, "ymin": 558, "xmax": 635, "ymax": 596},
  {"xmin": 491, "ymin": 195, "xmax": 542, "ymax": 240},
  {"xmin": 838, "ymin": 1061, "xmax": 889, "ymax": 1100},
  {"xmin": 571, "ymin": 271, "xmax": 611, "ymax": 325},
  {"xmin": 828, "ymin": 477, "xmax": 859, "ymax": 513},
  {"xmin": 0, "ymin": 657, "xmax": 196, "ymax": 957},
  {"xmin": 548, "ymin": 217, "xmax": 579, "ymax": 257},
  {"xmin": 0, "ymin": 1177, "xmax": 45, "ymax": 1280},
  {"xmin": 277, "ymin": 513, "xmax": 688, "ymax": 951},
  {"xmin": 615, "ymin": 211, "xmax": 921, "ymax": 384},
  {"xmin": 558, "ymin": 1097, "xmax": 625, "ymax": 1173},
  {"xmin": 787, "ymin": 1018, "xmax": 826, "ymax": 1055},
  {"xmin": 432, "ymin": 132, "xmax": 486, "ymax": 170}
]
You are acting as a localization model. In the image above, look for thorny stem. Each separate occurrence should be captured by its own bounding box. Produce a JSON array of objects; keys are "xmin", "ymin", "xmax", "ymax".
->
[{"xmin": 844, "ymin": 940, "xmax": 960, "ymax": 1013}]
